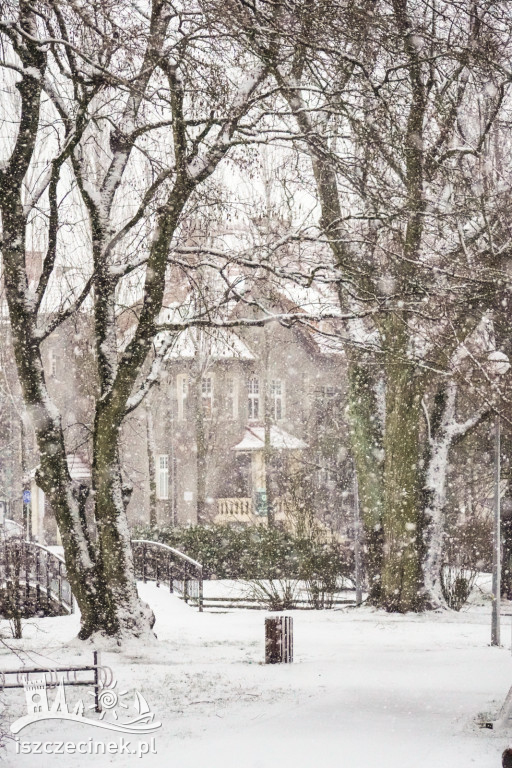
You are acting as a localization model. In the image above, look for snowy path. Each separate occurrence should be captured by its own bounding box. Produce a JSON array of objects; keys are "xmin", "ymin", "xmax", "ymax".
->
[{"xmin": 0, "ymin": 582, "xmax": 510, "ymax": 767}]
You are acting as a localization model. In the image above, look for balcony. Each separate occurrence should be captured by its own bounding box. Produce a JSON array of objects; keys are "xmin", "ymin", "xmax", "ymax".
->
[
  {"xmin": 215, "ymin": 496, "xmax": 290, "ymax": 525},
  {"xmin": 215, "ymin": 497, "xmax": 254, "ymax": 523}
]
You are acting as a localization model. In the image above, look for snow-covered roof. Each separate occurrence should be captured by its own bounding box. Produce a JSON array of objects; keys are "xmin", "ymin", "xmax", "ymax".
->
[
  {"xmin": 3, "ymin": 518, "xmax": 24, "ymax": 538},
  {"xmin": 164, "ymin": 328, "xmax": 255, "ymax": 361},
  {"xmin": 309, "ymin": 329, "xmax": 345, "ymax": 356},
  {"xmin": 30, "ymin": 453, "xmax": 91, "ymax": 482},
  {"xmin": 232, "ymin": 425, "xmax": 307, "ymax": 452},
  {"xmin": 66, "ymin": 454, "xmax": 91, "ymax": 480}
]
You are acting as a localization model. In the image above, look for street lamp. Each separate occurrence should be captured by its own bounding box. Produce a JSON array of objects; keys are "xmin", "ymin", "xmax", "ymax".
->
[{"xmin": 488, "ymin": 350, "xmax": 510, "ymax": 647}]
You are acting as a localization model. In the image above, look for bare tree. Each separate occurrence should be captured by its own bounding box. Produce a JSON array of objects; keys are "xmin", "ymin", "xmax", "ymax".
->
[
  {"xmin": 0, "ymin": 0, "xmax": 267, "ymax": 639},
  {"xmin": 225, "ymin": 0, "xmax": 512, "ymax": 610}
]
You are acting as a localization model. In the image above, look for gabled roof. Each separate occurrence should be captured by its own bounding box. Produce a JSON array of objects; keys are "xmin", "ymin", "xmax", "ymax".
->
[
  {"xmin": 232, "ymin": 425, "xmax": 308, "ymax": 452},
  {"xmin": 66, "ymin": 454, "xmax": 91, "ymax": 480},
  {"xmin": 30, "ymin": 453, "xmax": 91, "ymax": 482},
  {"xmin": 162, "ymin": 327, "xmax": 255, "ymax": 361}
]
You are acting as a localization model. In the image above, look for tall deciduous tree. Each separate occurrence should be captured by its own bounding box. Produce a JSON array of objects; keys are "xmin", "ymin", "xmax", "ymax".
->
[
  {"xmin": 227, "ymin": 0, "xmax": 512, "ymax": 610},
  {"xmin": 0, "ymin": 0, "xmax": 267, "ymax": 638}
]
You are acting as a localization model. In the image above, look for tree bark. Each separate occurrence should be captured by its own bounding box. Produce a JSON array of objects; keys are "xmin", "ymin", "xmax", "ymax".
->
[
  {"xmin": 380, "ymin": 321, "xmax": 424, "ymax": 612},
  {"xmin": 421, "ymin": 384, "xmax": 456, "ymax": 609},
  {"xmin": 263, "ymin": 326, "xmax": 275, "ymax": 528},
  {"xmin": 347, "ymin": 358, "xmax": 384, "ymax": 602},
  {"xmin": 193, "ymin": 368, "xmax": 208, "ymax": 525},
  {"xmin": 146, "ymin": 403, "xmax": 157, "ymax": 527},
  {"xmin": 0, "ymin": 0, "xmax": 266, "ymax": 638}
]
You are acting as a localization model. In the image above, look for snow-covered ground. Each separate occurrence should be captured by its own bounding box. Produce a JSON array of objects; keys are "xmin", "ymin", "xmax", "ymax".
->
[{"xmin": 0, "ymin": 581, "xmax": 511, "ymax": 767}]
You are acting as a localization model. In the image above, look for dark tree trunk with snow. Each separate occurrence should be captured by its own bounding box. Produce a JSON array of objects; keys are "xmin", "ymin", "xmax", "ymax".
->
[
  {"xmin": 0, "ymin": 0, "xmax": 266, "ymax": 639},
  {"xmin": 380, "ymin": 328, "xmax": 424, "ymax": 611},
  {"xmin": 347, "ymin": 358, "xmax": 384, "ymax": 602},
  {"xmin": 263, "ymin": 326, "xmax": 275, "ymax": 528},
  {"xmin": 146, "ymin": 404, "xmax": 158, "ymax": 528},
  {"xmin": 192, "ymin": 370, "xmax": 208, "ymax": 526}
]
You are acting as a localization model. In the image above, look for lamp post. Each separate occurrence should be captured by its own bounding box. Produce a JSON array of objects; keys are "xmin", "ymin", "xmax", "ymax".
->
[
  {"xmin": 492, "ymin": 412, "xmax": 501, "ymax": 646},
  {"xmin": 488, "ymin": 351, "xmax": 510, "ymax": 647}
]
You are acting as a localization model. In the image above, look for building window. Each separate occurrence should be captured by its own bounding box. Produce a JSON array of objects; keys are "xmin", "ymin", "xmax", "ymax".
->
[
  {"xmin": 316, "ymin": 385, "xmax": 339, "ymax": 418},
  {"xmin": 177, "ymin": 374, "xmax": 188, "ymax": 421},
  {"xmin": 316, "ymin": 452, "xmax": 337, "ymax": 488},
  {"xmin": 202, "ymin": 375, "xmax": 213, "ymax": 419},
  {"xmin": 319, "ymin": 385, "xmax": 337, "ymax": 402},
  {"xmin": 157, "ymin": 454, "xmax": 169, "ymax": 500},
  {"xmin": 271, "ymin": 379, "xmax": 284, "ymax": 420},
  {"xmin": 49, "ymin": 349, "xmax": 58, "ymax": 378},
  {"xmin": 247, "ymin": 377, "xmax": 259, "ymax": 420},
  {"xmin": 226, "ymin": 377, "xmax": 239, "ymax": 420}
]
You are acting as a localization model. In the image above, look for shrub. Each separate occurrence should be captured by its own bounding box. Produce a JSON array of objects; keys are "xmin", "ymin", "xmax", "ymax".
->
[
  {"xmin": 132, "ymin": 524, "xmax": 353, "ymax": 591},
  {"xmin": 244, "ymin": 579, "xmax": 300, "ymax": 610},
  {"xmin": 441, "ymin": 516, "xmax": 490, "ymax": 610},
  {"xmin": 440, "ymin": 566, "xmax": 477, "ymax": 611}
]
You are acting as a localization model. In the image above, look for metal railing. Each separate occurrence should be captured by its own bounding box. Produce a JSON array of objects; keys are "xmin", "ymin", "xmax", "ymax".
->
[
  {"xmin": 4, "ymin": 519, "xmax": 24, "ymax": 538},
  {"xmin": 131, "ymin": 539, "xmax": 203, "ymax": 612},
  {"xmin": 0, "ymin": 536, "xmax": 203, "ymax": 617},
  {"xmin": 0, "ymin": 538, "xmax": 73, "ymax": 615}
]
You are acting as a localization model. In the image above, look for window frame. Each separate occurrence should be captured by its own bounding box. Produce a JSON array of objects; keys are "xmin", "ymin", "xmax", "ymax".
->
[
  {"xmin": 247, "ymin": 376, "xmax": 260, "ymax": 421},
  {"xmin": 270, "ymin": 378, "xmax": 285, "ymax": 421},
  {"xmin": 226, "ymin": 376, "xmax": 239, "ymax": 420},
  {"xmin": 49, "ymin": 349, "xmax": 58, "ymax": 378},
  {"xmin": 157, "ymin": 454, "xmax": 169, "ymax": 500},
  {"xmin": 176, "ymin": 373, "xmax": 188, "ymax": 421},
  {"xmin": 201, "ymin": 374, "xmax": 214, "ymax": 419}
]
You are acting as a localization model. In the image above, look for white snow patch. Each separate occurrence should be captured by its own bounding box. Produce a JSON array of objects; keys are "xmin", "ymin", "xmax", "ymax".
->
[{"xmin": 1, "ymin": 583, "xmax": 510, "ymax": 768}]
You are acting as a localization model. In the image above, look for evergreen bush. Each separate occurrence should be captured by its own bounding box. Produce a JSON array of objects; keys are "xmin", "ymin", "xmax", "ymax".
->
[{"xmin": 132, "ymin": 524, "xmax": 353, "ymax": 587}]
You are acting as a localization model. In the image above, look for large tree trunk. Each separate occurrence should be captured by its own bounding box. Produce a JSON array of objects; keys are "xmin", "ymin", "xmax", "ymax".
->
[
  {"xmin": 1, "ymin": 194, "xmax": 103, "ymax": 635},
  {"xmin": 0, "ymin": 0, "xmax": 266, "ymax": 639},
  {"xmin": 193, "ymin": 370, "xmax": 208, "ymax": 525},
  {"xmin": 263, "ymin": 326, "xmax": 275, "ymax": 528},
  {"xmin": 347, "ymin": 358, "xmax": 384, "ymax": 602},
  {"xmin": 91, "ymin": 402, "xmax": 154, "ymax": 639},
  {"xmin": 422, "ymin": 382, "xmax": 490, "ymax": 609},
  {"xmin": 380, "ymin": 325, "xmax": 424, "ymax": 612},
  {"xmin": 146, "ymin": 402, "xmax": 158, "ymax": 527},
  {"xmin": 421, "ymin": 384, "xmax": 457, "ymax": 609}
]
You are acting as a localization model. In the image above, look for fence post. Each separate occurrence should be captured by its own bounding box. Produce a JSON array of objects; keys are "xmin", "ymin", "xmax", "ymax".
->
[
  {"xmin": 58, "ymin": 561, "xmax": 62, "ymax": 608},
  {"xmin": 93, "ymin": 650, "xmax": 101, "ymax": 712},
  {"xmin": 198, "ymin": 567, "xmax": 203, "ymax": 613},
  {"xmin": 265, "ymin": 616, "xmax": 293, "ymax": 664},
  {"xmin": 46, "ymin": 556, "xmax": 50, "ymax": 613},
  {"xmin": 34, "ymin": 550, "xmax": 41, "ymax": 612},
  {"xmin": 25, "ymin": 542, "xmax": 30, "ymax": 606}
]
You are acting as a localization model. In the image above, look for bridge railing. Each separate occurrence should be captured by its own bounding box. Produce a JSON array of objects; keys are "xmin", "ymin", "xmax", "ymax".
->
[
  {"xmin": 0, "ymin": 538, "xmax": 73, "ymax": 615},
  {"xmin": 4, "ymin": 519, "xmax": 24, "ymax": 538},
  {"xmin": 131, "ymin": 539, "xmax": 203, "ymax": 612},
  {"xmin": 0, "ymin": 536, "xmax": 203, "ymax": 616}
]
